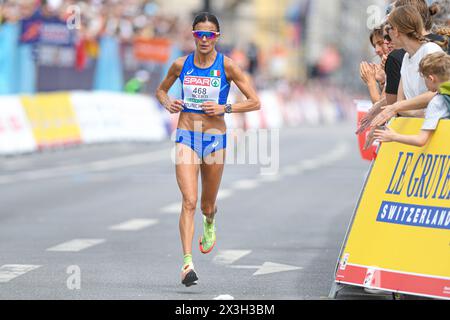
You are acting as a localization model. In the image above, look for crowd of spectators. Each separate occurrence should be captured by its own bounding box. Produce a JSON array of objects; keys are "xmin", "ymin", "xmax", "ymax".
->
[
  {"xmin": 357, "ymin": 0, "xmax": 450, "ymax": 148},
  {"xmin": 0, "ymin": 0, "xmax": 390, "ymax": 127},
  {"xmin": 0, "ymin": 0, "xmax": 196, "ymax": 51}
]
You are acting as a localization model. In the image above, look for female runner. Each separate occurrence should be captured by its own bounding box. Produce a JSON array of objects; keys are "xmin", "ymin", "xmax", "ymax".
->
[{"xmin": 156, "ymin": 12, "xmax": 260, "ymax": 287}]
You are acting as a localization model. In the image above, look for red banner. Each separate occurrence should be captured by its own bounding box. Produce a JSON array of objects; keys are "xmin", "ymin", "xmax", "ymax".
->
[{"xmin": 133, "ymin": 38, "xmax": 172, "ymax": 63}]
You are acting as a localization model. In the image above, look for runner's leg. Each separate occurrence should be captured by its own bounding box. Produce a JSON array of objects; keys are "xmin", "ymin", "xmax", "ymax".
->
[
  {"xmin": 201, "ymin": 149, "xmax": 225, "ymax": 219},
  {"xmin": 175, "ymin": 144, "xmax": 200, "ymax": 258},
  {"xmin": 199, "ymin": 149, "xmax": 226, "ymax": 253}
]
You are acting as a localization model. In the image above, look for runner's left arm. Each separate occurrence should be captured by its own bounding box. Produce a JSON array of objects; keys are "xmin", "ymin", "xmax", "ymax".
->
[
  {"xmin": 202, "ymin": 57, "xmax": 260, "ymax": 116},
  {"xmin": 224, "ymin": 57, "xmax": 261, "ymax": 113}
]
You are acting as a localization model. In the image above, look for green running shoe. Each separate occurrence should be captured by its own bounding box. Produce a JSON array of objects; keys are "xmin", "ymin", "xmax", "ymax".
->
[{"xmin": 199, "ymin": 215, "xmax": 216, "ymax": 254}]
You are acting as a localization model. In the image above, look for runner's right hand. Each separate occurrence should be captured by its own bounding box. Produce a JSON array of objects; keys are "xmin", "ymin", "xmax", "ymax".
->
[{"xmin": 165, "ymin": 100, "xmax": 184, "ymax": 114}]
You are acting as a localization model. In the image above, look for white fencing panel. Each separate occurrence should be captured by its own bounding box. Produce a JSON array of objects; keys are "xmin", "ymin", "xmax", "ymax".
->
[
  {"xmin": 72, "ymin": 91, "xmax": 168, "ymax": 144},
  {"xmin": 0, "ymin": 96, "xmax": 36, "ymax": 155},
  {"xmin": 259, "ymin": 90, "xmax": 284, "ymax": 129}
]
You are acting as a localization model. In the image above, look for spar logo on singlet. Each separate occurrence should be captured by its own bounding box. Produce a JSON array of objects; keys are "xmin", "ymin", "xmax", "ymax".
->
[
  {"xmin": 184, "ymin": 76, "xmax": 212, "ymax": 87},
  {"xmin": 211, "ymin": 78, "xmax": 220, "ymax": 88}
]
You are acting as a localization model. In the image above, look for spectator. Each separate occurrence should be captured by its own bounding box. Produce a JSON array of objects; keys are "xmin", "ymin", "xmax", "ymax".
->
[
  {"xmin": 359, "ymin": 26, "xmax": 389, "ymax": 104},
  {"xmin": 383, "ymin": 5, "xmax": 443, "ymax": 109},
  {"xmin": 0, "ymin": 1, "xmax": 185, "ymax": 44},
  {"xmin": 369, "ymin": 4, "xmax": 448, "ymax": 128},
  {"xmin": 357, "ymin": 24, "xmax": 405, "ymax": 136},
  {"xmin": 394, "ymin": 0, "xmax": 450, "ymax": 53},
  {"xmin": 382, "ymin": 23, "xmax": 407, "ymax": 105},
  {"xmin": 359, "ymin": 0, "xmax": 450, "ymax": 134},
  {"xmin": 359, "ymin": 4, "xmax": 444, "ymax": 146},
  {"xmin": 374, "ymin": 51, "xmax": 450, "ymax": 146},
  {"xmin": 429, "ymin": 0, "xmax": 450, "ymax": 26}
]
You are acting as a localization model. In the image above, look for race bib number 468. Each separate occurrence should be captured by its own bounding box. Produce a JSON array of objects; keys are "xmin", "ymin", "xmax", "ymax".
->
[{"xmin": 183, "ymin": 76, "xmax": 221, "ymax": 111}]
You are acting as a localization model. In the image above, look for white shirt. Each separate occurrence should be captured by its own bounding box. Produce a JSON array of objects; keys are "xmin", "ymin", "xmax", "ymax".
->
[
  {"xmin": 401, "ymin": 42, "xmax": 443, "ymax": 100},
  {"xmin": 422, "ymin": 95, "xmax": 450, "ymax": 130}
]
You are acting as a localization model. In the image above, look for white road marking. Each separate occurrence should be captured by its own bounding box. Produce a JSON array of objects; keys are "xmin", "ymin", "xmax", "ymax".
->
[
  {"xmin": 298, "ymin": 159, "xmax": 320, "ymax": 171},
  {"xmin": 258, "ymin": 174, "xmax": 282, "ymax": 182},
  {"xmin": 253, "ymin": 262, "xmax": 302, "ymax": 276},
  {"xmin": 0, "ymin": 148, "xmax": 171, "ymax": 185},
  {"xmin": 0, "ymin": 264, "xmax": 41, "ymax": 283},
  {"xmin": 213, "ymin": 294, "xmax": 235, "ymax": 300},
  {"xmin": 161, "ymin": 189, "xmax": 233, "ymax": 214},
  {"xmin": 315, "ymin": 143, "xmax": 349, "ymax": 165},
  {"xmin": 160, "ymin": 202, "xmax": 181, "ymax": 214},
  {"xmin": 281, "ymin": 166, "xmax": 302, "ymax": 176},
  {"xmin": 227, "ymin": 261, "xmax": 303, "ymax": 276},
  {"xmin": 231, "ymin": 180, "xmax": 260, "ymax": 190},
  {"xmin": 276, "ymin": 142, "xmax": 350, "ymax": 178},
  {"xmin": 0, "ymin": 159, "xmax": 33, "ymax": 170},
  {"xmin": 0, "ymin": 176, "xmax": 15, "ymax": 184},
  {"xmin": 216, "ymin": 189, "xmax": 233, "ymax": 200},
  {"xmin": 47, "ymin": 239, "xmax": 105, "ymax": 252},
  {"xmin": 213, "ymin": 250, "xmax": 252, "ymax": 265},
  {"xmin": 87, "ymin": 150, "xmax": 169, "ymax": 171},
  {"xmin": 109, "ymin": 219, "xmax": 159, "ymax": 231}
]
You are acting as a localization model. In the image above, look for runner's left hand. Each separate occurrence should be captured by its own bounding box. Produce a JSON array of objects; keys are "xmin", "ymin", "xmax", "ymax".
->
[{"xmin": 202, "ymin": 102, "xmax": 224, "ymax": 116}]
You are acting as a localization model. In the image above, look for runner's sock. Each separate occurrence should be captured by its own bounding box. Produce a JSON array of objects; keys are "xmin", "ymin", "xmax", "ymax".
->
[{"xmin": 183, "ymin": 254, "xmax": 193, "ymax": 266}]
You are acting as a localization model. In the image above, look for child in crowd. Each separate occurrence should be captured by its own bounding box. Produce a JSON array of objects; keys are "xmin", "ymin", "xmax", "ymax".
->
[{"xmin": 374, "ymin": 52, "xmax": 450, "ymax": 147}]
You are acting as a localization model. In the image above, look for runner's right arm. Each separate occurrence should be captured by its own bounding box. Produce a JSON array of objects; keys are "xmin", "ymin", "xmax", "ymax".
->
[{"xmin": 156, "ymin": 57, "xmax": 186, "ymax": 114}]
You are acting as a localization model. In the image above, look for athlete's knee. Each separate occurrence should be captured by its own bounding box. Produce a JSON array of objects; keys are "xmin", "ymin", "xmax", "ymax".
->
[
  {"xmin": 182, "ymin": 197, "xmax": 198, "ymax": 213},
  {"xmin": 201, "ymin": 203, "xmax": 216, "ymax": 216}
]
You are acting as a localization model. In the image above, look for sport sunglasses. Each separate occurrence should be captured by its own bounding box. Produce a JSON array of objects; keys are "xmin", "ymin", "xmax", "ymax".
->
[{"xmin": 192, "ymin": 30, "xmax": 220, "ymax": 40}]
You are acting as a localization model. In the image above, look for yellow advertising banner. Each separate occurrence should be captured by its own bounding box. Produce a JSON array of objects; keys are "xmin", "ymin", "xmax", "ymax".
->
[
  {"xmin": 21, "ymin": 93, "xmax": 82, "ymax": 149},
  {"xmin": 334, "ymin": 118, "xmax": 450, "ymax": 299}
]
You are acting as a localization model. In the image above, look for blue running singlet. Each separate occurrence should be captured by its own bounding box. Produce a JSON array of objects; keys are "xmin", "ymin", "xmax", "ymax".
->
[
  {"xmin": 179, "ymin": 52, "xmax": 230, "ymax": 115},
  {"xmin": 175, "ymin": 51, "xmax": 229, "ymax": 158}
]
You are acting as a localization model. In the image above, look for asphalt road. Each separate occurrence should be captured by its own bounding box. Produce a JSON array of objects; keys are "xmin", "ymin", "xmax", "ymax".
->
[{"xmin": 0, "ymin": 122, "xmax": 394, "ymax": 300}]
